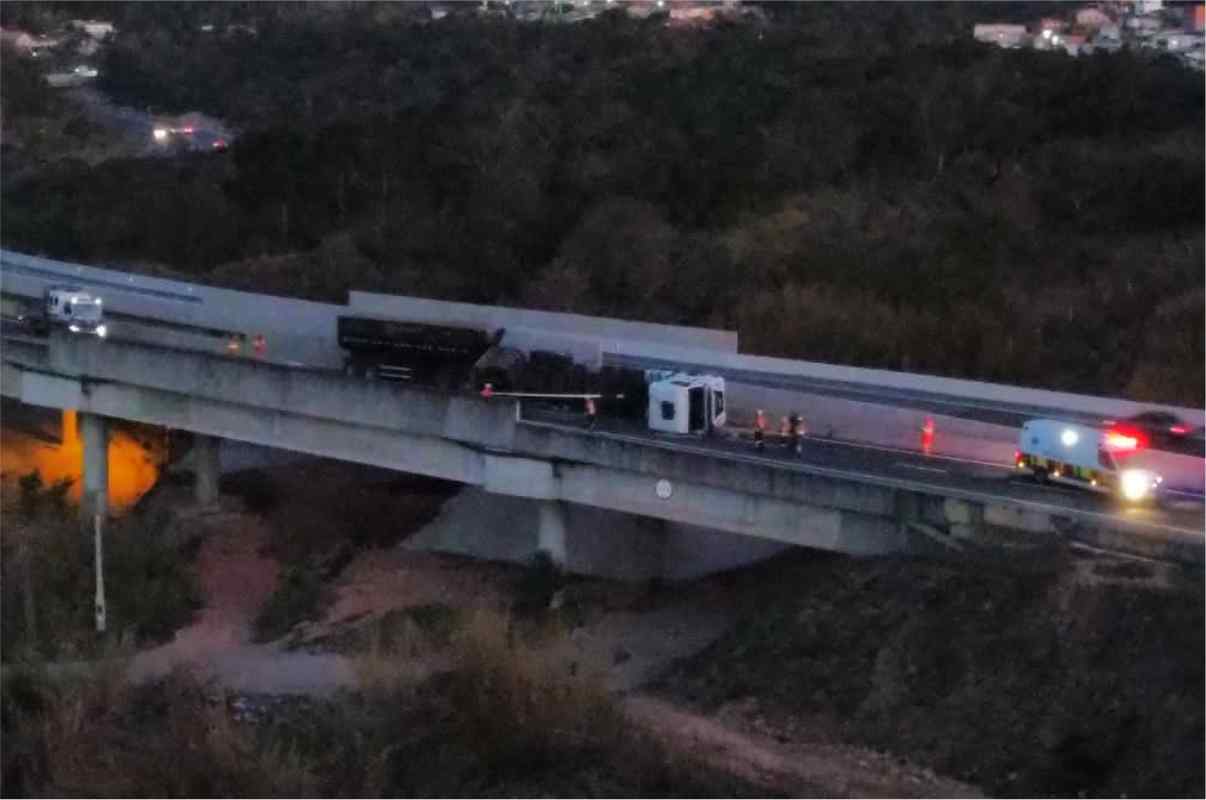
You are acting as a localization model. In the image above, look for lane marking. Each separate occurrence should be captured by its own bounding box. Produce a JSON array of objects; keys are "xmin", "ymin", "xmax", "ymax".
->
[{"xmin": 894, "ymin": 462, "xmax": 948, "ymax": 474}]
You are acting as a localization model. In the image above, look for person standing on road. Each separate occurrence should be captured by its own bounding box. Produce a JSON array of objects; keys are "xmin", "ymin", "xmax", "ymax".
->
[
  {"xmin": 585, "ymin": 395, "xmax": 598, "ymax": 430},
  {"xmin": 753, "ymin": 409, "xmax": 767, "ymax": 451},
  {"xmin": 779, "ymin": 415, "xmax": 791, "ymax": 448},
  {"xmin": 792, "ymin": 413, "xmax": 807, "ymax": 455},
  {"xmin": 253, "ymin": 334, "xmax": 266, "ymax": 358}
]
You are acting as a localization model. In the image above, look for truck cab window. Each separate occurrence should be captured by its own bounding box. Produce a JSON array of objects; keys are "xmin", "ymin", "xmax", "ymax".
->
[{"xmin": 661, "ymin": 401, "xmax": 675, "ymax": 421}]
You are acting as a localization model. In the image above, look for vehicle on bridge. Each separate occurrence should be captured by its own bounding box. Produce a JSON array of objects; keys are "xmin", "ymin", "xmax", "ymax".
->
[
  {"xmin": 647, "ymin": 372, "xmax": 727, "ymax": 435},
  {"xmin": 1101, "ymin": 410, "xmax": 1206, "ymax": 458},
  {"xmin": 337, "ymin": 315, "xmax": 503, "ymax": 386},
  {"xmin": 13, "ymin": 286, "xmax": 107, "ymax": 338},
  {"xmin": 1015, "ymin": 418, "xmax": 1164, "ymax": 503}
]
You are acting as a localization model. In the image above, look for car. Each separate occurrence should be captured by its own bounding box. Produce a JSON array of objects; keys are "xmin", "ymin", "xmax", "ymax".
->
[{"xmin": 1105, "ymin": 411, "xmax": 1206, "ymax": 456}]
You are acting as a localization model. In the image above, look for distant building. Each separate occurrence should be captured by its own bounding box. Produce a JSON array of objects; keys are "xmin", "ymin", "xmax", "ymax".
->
[
  {"xmin": 70, "ymin": 19, "xmax": 115, "ymax": 40},
  {"xmin": 668, "ymin": 5, "xmax": 718, "ymax": 25},
  {"xmin": 973, "ymin": 23, "xmax": 1029, "ymax": 48},
  {"xmin": 1125, "ymin": 14, "xmax": 1162, "ymax": 35},
  {"xmin": 1060, "ymin": 33, "xmax": 1088, "ymax": 54},
  {"xmin": 0, "ymin": 27, "xmax": 36, "ymax": 54},
  {"xmin": 1155, "ymin": 30, "xmax": 1205, "ymax": 51},
  {"xmin": 1075, "ymin": 7, "xmax": 1113, "ymax": 29}
]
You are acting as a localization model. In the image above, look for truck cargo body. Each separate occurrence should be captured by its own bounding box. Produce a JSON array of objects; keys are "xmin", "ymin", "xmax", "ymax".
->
[{"xmin": 337, "ymin": 315, "xmax": 502, "ymax": 383}]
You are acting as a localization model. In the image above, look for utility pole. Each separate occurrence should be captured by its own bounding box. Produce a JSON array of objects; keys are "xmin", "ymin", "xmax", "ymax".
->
[{"xmin": 94, "ymin": 511, "xmax": 106, "ymax": 634}]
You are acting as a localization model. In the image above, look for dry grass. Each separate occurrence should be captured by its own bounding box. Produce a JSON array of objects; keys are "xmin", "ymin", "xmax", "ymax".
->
[
  {"xmin": 351, "ymin": 612, "xmax": 442, "ymax": 695},
  {"xmin": 443, "ymin": 609, "xmax": 624, "ymax": 767},
  {"xmin": 3, "ymin": 665, "xmax": 320, "ymax": 798}
]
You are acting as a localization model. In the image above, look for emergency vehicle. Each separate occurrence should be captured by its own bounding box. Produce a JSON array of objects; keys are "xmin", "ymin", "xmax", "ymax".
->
[
  {"xmin": 1015, "ymin": 418, "xmax": 1163, "ymax": 502},
  {"xmin": 19, "ymin": 286, "xmax": 107, "ymax": 337}
]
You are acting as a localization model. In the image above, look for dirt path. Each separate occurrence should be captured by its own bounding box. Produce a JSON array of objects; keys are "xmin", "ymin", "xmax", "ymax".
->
[
  {"xmin": 123, "ymin": 516, "xmax": 978, "ymax": 796},
  {"xmin": 127, "ymin": 513, "xmax": 354, "ymax": 695},
  {"xmin": 625, "ymin": 696, "xmax": 981, "ymax": 798}
]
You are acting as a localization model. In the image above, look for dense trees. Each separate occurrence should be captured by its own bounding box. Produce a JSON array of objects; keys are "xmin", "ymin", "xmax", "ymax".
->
[{"xmin": 1, "ymin": 3, "xmax": 1202, "ymax": 403}]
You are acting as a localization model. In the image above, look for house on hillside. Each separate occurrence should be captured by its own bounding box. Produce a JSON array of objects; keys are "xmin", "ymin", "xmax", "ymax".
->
[
  {"xmin": 1059, "ymin": 33, "xmax": 1089, "ymax": 54},
  {"xmin": 973, "ymin": 23, "xmax": 1029, "ymax": 48},
  {"xmin": 1156, "ymin": 30, "xmax": 1205, "ymax": 51},
  {"xmin": 1075, "ymin": 7, "xmax": 1114, "ymax": 30},
  {"xmin": 0, "ymin": 27, "xmax": 36, "ymax": 54},
  {"xmin": 70, "ymin": 19, "xmax": 115, "ymax": 40}
]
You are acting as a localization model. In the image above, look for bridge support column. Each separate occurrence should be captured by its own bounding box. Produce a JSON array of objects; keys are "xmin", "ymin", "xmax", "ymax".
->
[
  {"xmin": 537, "ymin": 500, "xmax": 568, "ymax": 567},
  {"xmin": 80, "ymin": 412, "xmax": 108, "ymax": 524},
  {"xmin": 193, "ymin": 434, "xmax": 221, "ymax": 509}
]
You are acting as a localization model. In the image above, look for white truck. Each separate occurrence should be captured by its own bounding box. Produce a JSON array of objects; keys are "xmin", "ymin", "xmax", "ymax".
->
[
  {"xmin": 1015, "ymin": 418, "xmax": 1163, "ymax": 502},
  {"xmin": 15, "ymin": 286, "xmax": 108, "ymax": 338},
  {"xmin": 646, "ymin": 371, "xmax": 726, "ymax": 435}
]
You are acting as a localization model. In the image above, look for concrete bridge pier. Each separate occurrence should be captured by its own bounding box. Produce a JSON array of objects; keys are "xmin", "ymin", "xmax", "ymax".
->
[
  {"xmin": 537, "ymin": 499, "xmax": 568, "ymax": 566},
  {"xmin": 193, "ymin": 434, "xmax": 222, "ymax": 509},
  {"xmin": 80, "ymin": 412, "xmax": 108, "ymax": 524}
]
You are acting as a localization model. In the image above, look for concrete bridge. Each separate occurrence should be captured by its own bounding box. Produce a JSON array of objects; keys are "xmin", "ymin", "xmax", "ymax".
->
[{"xmin": 2, "ymin": 330, "xmax": 1200, "ymax": 577}]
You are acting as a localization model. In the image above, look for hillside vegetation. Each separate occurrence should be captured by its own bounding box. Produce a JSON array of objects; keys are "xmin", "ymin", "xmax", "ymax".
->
[
  {"xmin": 658, "ymin": 549, "xmax": 1205, "ymax": 799},
  {"xmin": 1, "ymin": 2, "xmax": 1202, "ymax": 403}
]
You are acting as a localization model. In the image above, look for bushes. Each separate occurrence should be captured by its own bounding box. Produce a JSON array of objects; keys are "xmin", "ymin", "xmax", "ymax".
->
[
  {"xmin": 1, "ymin": 473, "xmax": 200, "ymax": 662},
  {"xmin": 1, "ymin": 668, "xmax": 318, "ymax": 798},
  {"xmin": 253, "ymin": 565, "xmax": 324, "ymax": 643}
]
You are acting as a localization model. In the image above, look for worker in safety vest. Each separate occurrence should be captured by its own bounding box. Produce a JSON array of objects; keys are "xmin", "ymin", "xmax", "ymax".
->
[
  {"xmin": 792, "ymin": 413, "xmax": 806, "ymax": 455},
  {"xmin": 753, "ymin": 409, "xmax": 767, "ymax": 450},
  {"xmin": 779, "ymin": 415, "xmax": 791, "ymax": 446},
  {"xmin": 253, "ymin": 334, "xmax": 266, "ymax": 357},
  {"xmin": 585, "ymin": 396, "xmax": 598, "ymax": 430}
]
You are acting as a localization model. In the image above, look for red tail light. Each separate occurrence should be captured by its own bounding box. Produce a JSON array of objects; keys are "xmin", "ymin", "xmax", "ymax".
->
[
  {"xmin": 1105, "ymin": 428, "xmax": 1144, "ymax": 451},
  {"xmin": 1170, "ymin": 425, "xmax": 1188, "ymax": 435}
]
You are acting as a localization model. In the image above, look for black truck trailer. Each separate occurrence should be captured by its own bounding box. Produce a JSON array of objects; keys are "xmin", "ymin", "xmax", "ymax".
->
[{"xmin": 337, "ymin": 315, "xmax": 504, "ymax": 386}]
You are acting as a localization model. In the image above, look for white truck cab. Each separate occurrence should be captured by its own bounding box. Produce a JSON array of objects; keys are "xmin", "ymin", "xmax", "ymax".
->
[
  {"xmin": 42, "ymin": 286, "xmax": 107, "ymax": 337},
  {"xmin": 647, "ymin": 372, "xmax": 726, "ymax": 435}
]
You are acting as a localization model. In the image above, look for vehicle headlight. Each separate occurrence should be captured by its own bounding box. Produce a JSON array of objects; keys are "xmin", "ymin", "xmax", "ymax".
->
[
  {"xmin": 96, "ymin": 325, "xmax": 107, "ymax": 338},
  {"xmin": 1119, "ymin": 469, "xmax": 1158, "ymax": 502},
  {"xmin": 69, "ymin": 324, "xmax": 80, "ymax": 333}
]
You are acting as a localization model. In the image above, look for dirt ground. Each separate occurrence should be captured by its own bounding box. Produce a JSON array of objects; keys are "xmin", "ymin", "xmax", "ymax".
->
[{"xmin": 124, "ymin": 479, "xmax": 980, "ymax": 798}]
